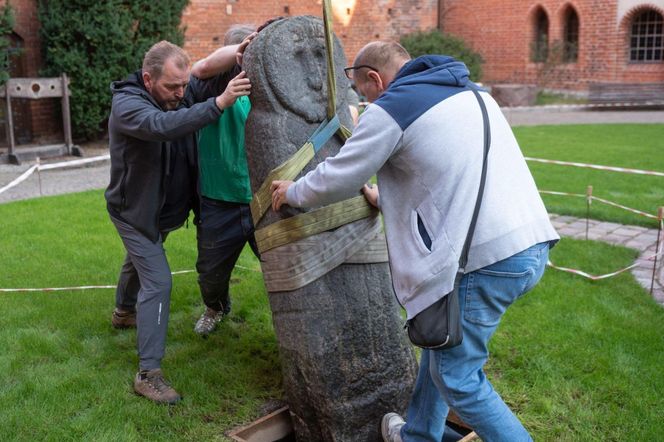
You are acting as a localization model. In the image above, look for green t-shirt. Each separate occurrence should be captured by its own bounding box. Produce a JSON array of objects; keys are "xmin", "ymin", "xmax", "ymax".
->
[{"xmin": 198, "ymin": 96, "xmax": 252, "ymax": 203}]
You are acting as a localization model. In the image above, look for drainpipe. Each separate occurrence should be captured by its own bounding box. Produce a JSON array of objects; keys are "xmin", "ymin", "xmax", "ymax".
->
[{"xmin": 438, "ymin": 0, "xmax": 443, "ymax": 31}]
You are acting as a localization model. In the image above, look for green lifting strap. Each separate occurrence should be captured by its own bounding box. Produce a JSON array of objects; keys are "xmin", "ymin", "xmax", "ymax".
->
[
  {"xmin": 251, "ymin": 0, "xmax": 369, "ymax": 252},
  {"xmin": 255, "ymin": 195, "xmax": 378, "ymax": 253}
]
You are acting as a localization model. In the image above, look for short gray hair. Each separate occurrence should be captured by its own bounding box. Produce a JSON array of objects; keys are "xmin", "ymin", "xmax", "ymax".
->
[
  {"xmin": 354, "ymin": 41, "xmax": 411, "ymax": 76},
  {"xmin": 142, "ymin": 41, "xmax": 190, "ymax": 79},
  {"xmin": 224, "ymin": 24, "xmax": 255, "ymax": 45}
]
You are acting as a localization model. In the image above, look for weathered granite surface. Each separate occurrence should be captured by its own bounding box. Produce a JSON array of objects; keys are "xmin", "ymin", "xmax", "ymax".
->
[{"xmin": 243, "ymin": 16, "xmax": 417, "ymax": 441}]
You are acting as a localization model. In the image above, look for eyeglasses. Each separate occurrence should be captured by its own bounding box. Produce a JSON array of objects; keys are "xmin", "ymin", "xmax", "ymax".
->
[{"xmin": 343, "ymin": 64, "xmax": 379, "ymax": 80}]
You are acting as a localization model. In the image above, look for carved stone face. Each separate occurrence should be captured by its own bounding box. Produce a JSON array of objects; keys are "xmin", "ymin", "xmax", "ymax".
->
[{"xmin": 257, "ymin": 17, "xmax": 347, "ymax": 123}]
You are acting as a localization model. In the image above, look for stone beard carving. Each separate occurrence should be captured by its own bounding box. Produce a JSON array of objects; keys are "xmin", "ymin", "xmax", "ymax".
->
[{"xmin": 243, "ymin": 16, "xmax": 417, "ymax": 442}]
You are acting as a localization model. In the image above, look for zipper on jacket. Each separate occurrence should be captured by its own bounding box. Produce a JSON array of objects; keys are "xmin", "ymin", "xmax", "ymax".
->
[{"xmin": 120, "ymin": 157, "xmax": 128, "ymax": 210}]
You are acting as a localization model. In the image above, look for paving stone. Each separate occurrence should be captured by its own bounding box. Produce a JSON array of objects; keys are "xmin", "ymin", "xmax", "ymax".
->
[
  {"xmin": 625, "ymin": 238, "xmax": 659, "ymax": 250},
  {"xmin": 603, "ymin": 233, "xmax": 635, "ymax": 245},
  {"xmin": 587, "ymin": 232, "xmax": 607, "ymax": 241},
  {"xmin": 612, "ymin": 227, "xmax": 644, "ymax": 237},
  {"xmin": 553, "ymin": 215, "xmax": 578, "ymax": 224},
  {"xmin": 556, "ymin": 226, "xmax": 580, "ymax": 236},
  {"xmin": 567, "ymin": 220, "xmax": 593, "ymax": 231},
  {"xmin": 592, "ymin": 221, "xmax": 623, "ymax": 232},
  {"xmin": 551, "ymin": 220, "xmax": 571, "ymax": 229}
]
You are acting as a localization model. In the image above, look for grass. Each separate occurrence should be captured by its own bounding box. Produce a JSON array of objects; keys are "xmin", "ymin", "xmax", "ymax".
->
[
  {"xmin": 535, "ymin": 91, "xmax": 587, "ymax": 106},
  {"xmin": 2, "ymin": 192, "xmax": 664, "ymax": 440},
  {"xmin": 514, "ymin": 124, "xmax": 664, "ymax": 228},
  {"xmin": 1, "ymin": 123, "xmax": 664, "ymax": 440},
  {"xmin": 0, "ymin": 191, "xmax": 281, "ymax": 441}
]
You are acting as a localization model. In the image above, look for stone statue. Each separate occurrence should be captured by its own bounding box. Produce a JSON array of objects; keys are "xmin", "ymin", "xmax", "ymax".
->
[{"xmin": 243, "ymin": 16, "xmax": 417, "ymax": 441}]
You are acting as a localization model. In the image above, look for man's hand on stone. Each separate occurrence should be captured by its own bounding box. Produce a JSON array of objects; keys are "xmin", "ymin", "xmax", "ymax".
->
[
  {"xmin": 270, "ymin": 180, "xmax": 294, "ymax": 211},
  {"xmin": 362, "ymin": 184, "xmax": 380, "ymax": 209},
  {"xmin": 216, "ymin": 71, "xmax": 251, "ymax": 110},
  {"xmin": 236, "ymin": 32, "xmax": 257, "ymax": 66}
]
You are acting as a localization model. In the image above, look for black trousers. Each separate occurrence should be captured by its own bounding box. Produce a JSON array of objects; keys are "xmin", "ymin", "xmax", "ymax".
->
[{"xmin": 196, "ymin": 197, "xmax": 259, "ymax": 313}]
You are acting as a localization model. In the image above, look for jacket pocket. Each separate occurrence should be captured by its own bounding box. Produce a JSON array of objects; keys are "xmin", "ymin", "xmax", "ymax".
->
[{"xmin": 417, "ymin": 213, "xmax": 432, "ymax": 251}]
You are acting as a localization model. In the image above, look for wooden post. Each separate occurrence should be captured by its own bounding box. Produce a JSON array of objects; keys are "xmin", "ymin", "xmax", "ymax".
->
[
  {"xmin": 651, "ymin": 207, "xmax": 663, "ymax": 295},
  {"xmin": 586, "ymin": 185, "xmax": 593, "ymax": 240},
  {"xmin": 4, "ymin": 80, "xmax": 17, "ymax": 162},
  {"xmin": 61, "ymin": 73, "xmax": 74, "ymax": 153},
  {"xmin": 36, "ymin": 157, "xmax": 43, "ymax": 196}
]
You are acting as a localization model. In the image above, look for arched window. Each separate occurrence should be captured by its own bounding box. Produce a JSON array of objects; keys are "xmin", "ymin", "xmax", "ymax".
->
[
  {"xmin": 629, "ymin": 9, "xmax": 663, "ymax": 62},
  {"xmin": 563, "ymin": 7, "xmax": 579, "ymax": 62},
  {"xmin": 531, "ymin": 8, "xmax": 549, "ymax": 62}
]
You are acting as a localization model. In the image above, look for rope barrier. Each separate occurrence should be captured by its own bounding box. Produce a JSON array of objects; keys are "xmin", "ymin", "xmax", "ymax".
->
[
  {"xmin": 525, "ymin": 157, "xmax": 664, "ymax": 177},
  {"xmin": 0, "ymin": 265, "xmax": 261, "ymax": 294},
  {"xmin": 539, "ymin": 190, "xmax": 660, "ymax": 220},
  {"xmin": 547, "ymin": 249, "xmax": 663, "ymax": 281},
  {"xmin": 0, "ymin": 154, "xmax": 110, "ymax": 196}
]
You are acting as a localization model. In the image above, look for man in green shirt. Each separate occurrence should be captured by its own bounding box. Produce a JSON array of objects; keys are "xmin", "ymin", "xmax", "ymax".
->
[{"xmin": 191, "ymin": 25, "xmax": 260, "ymax": 336}]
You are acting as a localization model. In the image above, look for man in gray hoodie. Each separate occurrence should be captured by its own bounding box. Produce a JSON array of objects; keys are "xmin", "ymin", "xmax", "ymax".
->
[
  {"xmin": 105, "ymin": 40, "xmax": 251, "ymax": 404},
  {"xmin": 271, "ymin": 41, "xmax": 559, "ymax": 441}
]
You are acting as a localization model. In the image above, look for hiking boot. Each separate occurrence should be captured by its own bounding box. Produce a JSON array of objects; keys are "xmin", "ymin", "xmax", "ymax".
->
[
  {"xmin": 112, "ymin": 307, "xmax": 136, "ymax": 329},
  {"xmin": 194, "ymin": 307, "xmax": 224, "ymax": 337},
  {"xmin": 133, "ymin": 369, "xmax": 181, "ymax": 405},
  {"xmin": 381, "ymin": 412, "xmax": 405, "ymax": 442}
]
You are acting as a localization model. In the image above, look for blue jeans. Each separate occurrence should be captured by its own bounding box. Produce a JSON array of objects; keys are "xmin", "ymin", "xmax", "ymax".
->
[{"xmin": 401, "ymin": 242, "xmax": 550, "ymax": 442}]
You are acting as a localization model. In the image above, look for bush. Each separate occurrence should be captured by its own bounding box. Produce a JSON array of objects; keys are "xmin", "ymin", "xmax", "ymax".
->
[
  {"xmin": 38, "ymin": 0, "xmax": 189, "ymax": 139},
  {"xmin": 400, "ymin": 30, "xmax": 483, "ymax": 82},
  {"xmin": 0, "ymin": 3, "xmax": 14, "ymax": 86}
]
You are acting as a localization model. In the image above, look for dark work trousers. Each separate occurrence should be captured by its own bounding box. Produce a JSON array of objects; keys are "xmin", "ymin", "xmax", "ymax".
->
[
  {"xmin": 196, "ymin": 197, "xmax": 259, "ymax": 314},
  {"xmin": 111, "ymin": 216, "xmax": 172, "ymax": 371}
]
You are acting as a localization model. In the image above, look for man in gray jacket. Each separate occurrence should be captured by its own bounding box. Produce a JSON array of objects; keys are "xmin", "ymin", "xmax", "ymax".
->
[
  {"xmin": 105, "ymin": 40, "xmax": 251, "ymax": 404},
  {"xmin": 271, "ymin": 41, "xmax": 559, "ymax": 441}
]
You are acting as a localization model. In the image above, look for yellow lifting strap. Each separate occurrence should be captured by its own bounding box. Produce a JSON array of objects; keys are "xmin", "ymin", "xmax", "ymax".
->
[{"xmin": 251, "ymin": 0, "xmax": 373, "ymax": 253}]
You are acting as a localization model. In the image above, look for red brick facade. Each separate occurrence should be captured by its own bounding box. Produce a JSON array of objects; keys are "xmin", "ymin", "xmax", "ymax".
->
[
  {"xmin": 441, "ymin": 0, "xmax": 664, "ymax": 89},
  {"xmin": 182, "ymin": 0, "xmax": 438, "ymax": 66},
  {"xmin": 4, "ymin": 0, "xmax": 663, "ymax": 145}
]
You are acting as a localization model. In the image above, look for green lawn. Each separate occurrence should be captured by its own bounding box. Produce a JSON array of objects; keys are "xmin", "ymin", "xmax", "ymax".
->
[
  {"xmin": 1, "ymin": 192, "xmax": 663, "ymax": 440},
  {"xmin": 514, "ymin": 124, "xmax": 664, "ymax": 228},
  {"xmin": 1, "ymin": 123, "xmax": 664, "ymax": 440}
]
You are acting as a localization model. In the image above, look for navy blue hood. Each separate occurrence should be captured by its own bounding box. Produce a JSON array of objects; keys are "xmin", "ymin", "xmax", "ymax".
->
[
  {"xmin": 373, "ymin": 55, "xmax": 472, "ymax": 130},
  {"xmin": 392, "ymin": 55, "xmax": 470, "ymax": 88}
]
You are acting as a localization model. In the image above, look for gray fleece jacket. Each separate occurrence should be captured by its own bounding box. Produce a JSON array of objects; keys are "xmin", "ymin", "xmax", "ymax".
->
[{"xmin": 286, "ymin": 56, "xmax": 559, "ymax": 318}]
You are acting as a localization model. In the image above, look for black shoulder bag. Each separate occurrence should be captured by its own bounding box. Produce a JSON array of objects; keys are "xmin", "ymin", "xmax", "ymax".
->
[{"xmin": 405, "ymin": 86, "xmax": 491, "ymax": 350}]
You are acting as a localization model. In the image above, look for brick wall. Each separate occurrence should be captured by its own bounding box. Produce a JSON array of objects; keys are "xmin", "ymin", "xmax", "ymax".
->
[
  {"xmin": 4, "ymin": 0, "xmax": 62, "ymax": 144},
  {"xmin": 441, "ymin": 0, "xmax": 664, "ymax": 90},
  {"xmin": 182, "ymin": 0, "xmax": 438, "ymax": 67}
]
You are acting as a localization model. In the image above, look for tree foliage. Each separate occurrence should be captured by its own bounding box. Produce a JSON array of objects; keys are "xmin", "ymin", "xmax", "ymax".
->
[
  {"xmin": 38, "ymin": 0, "xmax": 189, "ymax": 139},
  {"xmin": 400, "ymin": 30, "xmax": 484, "ymax": 82},
  {"xmin": 0, "ymin": 2, "xmax": 15, "ymax": 86}
]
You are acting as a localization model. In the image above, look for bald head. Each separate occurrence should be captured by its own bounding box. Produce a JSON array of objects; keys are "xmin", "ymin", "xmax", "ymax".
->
[
  {"xmin": 351, "ymin": 41, "xmax": 411, "ymax": 102},
  {"xmin": 354, "ymin": 41, "xmax": 411, "ymax": 80}
]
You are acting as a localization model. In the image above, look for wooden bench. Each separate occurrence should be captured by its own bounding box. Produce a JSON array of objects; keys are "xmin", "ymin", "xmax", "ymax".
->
[{"xmin": 588, "ymin": 82, "xmax": 664, "ymax": 108}]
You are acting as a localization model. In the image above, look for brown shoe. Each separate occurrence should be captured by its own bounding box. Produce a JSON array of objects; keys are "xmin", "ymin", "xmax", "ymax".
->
[
  {"xmin": 133, "ymin": 369, "xmax": 182, "ymax": 405},
  {"xmin": 112, "ymin": 308, "xmax": 136, "ymax": 329}
]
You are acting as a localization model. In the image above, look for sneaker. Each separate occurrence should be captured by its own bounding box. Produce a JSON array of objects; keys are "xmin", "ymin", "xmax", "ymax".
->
[
  {"xmin": 381, "ymin": 412, "xmax": 405, "ymax": 442},
  {"xmin": 133, "ymin": 369, "xmax": 181, "ymax": 405},
  {"xmin": 112, "ymin": 308, "xmax": 136, "ymax": 329},
  {"xmin": 194, "ymin": 307, "xmax": 224, "ymax": 336}
]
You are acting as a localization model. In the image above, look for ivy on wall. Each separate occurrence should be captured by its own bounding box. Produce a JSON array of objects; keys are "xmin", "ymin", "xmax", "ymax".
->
[
  {"xmin": 0, "ymin": 2, "xmax": 15, "ymax": 86},
  {"xmin": 38, "ymin": 0, "xmax": 189, "ymax": 139}
]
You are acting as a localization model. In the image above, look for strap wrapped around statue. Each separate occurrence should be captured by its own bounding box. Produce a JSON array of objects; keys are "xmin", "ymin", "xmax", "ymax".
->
[{"xmin": 248, "ymin": 4, "xmax": 387, "ymax": 292}]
